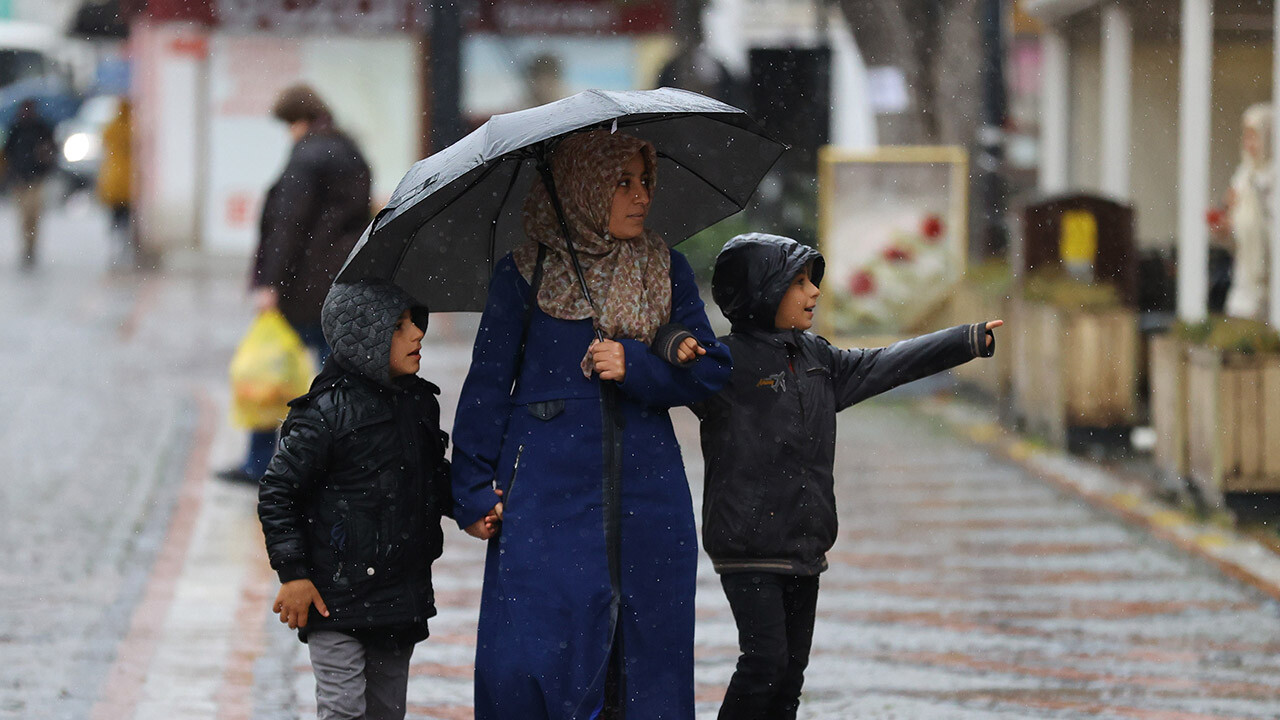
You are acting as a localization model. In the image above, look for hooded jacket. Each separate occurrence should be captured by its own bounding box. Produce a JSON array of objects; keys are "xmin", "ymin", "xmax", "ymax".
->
[
  {"xmin": 694, "ymin": 233, "xmax": 993, "ymax": 575},
  {"xmin": 258, "ymin": 282, "xmax": 450, "ymax": 641}
]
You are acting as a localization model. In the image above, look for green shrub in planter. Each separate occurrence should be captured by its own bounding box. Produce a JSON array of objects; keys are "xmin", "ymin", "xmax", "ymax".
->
[
  {"xmin": 963, "ymin": 260, "xmax": 1013, "ymax": 297},
  {"xmin": 1023, "ymin": 272, "xmax": 1122, "ymax": 311},
  {"xmin": 1175, "ymin": 317, "xmax": 1280, "ymax": 355}
]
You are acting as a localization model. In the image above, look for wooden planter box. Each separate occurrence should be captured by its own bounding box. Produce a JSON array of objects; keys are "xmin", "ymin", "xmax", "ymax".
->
[
  {"xmin": 1186, "ymin": 346, "xmax": 1280, "ymax": 503},
  {"xmin": 1011, "ymin": 301, "xmax": 1139, "ymax": 447},
  {"xmin": 946, "ymin": 282, "xmax": 1011, "ymax": 398},
  {"xmin": 1148, "ymin": 334, "xmax": 1189, "ymax": 483}
]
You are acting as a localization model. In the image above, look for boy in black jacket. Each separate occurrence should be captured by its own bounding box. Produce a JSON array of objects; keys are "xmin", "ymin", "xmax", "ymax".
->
[
  {"xmin": 259, "ymin": 281, "xmax": 495, "ymax": 720},
  {"xmin": 693, "ymin": 233, "xmax": 1001, "ymax": 720}
]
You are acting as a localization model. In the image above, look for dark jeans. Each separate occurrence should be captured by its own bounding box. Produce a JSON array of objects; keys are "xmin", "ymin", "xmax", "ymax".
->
[
  {"xmin": 717, "ymin": 572, "xmax": 820, "ymax": 720},
  {"xmin": 243, "ymin": 321, "xmax": 330, "ymax": 477}
]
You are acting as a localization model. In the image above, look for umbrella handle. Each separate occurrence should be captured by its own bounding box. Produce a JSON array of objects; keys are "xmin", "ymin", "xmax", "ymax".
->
[{"xmin": 536, "ymin": 158, "xmax": 602, "ymax": 328}]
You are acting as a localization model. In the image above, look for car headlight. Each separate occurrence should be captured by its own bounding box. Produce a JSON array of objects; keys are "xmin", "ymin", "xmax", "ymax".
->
[{"xmin": 63, "ymin": 133, "xmax": 98, "ymax": 163}]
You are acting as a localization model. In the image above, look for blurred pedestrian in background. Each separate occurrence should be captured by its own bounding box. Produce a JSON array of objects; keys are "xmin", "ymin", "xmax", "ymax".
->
[
  {"xmin": 522, "ymin": 53, "xmax": 569, "ymax": 109},
  {"xmin": 4, "ymin": 99, "xmax": 57, "ymax": 270},
  {"xmin": 97, "ymin": 99, "xmax": 135, "ymax": 270},
  {"xmin": 219, "ymin": 83, "xmax": 373, "ymax": 484},
  {"xmin": 1224, "ymin": 103, "xmax": 1272, "ymax": 322}
]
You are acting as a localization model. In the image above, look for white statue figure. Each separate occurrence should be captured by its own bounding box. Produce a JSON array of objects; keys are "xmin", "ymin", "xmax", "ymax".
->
[{"xmin": 1225, "ymin": 103, "xmax": 1273, "ymax": 322}]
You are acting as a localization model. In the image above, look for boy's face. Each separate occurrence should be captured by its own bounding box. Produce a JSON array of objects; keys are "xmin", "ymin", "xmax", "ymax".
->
[
  {"xmin": 389, "ymin": 309, "xmax": 425, "ymax": 378},
  {"xmin": 774, "ymin": 266, "xmax": 821, "ymax": 331}
]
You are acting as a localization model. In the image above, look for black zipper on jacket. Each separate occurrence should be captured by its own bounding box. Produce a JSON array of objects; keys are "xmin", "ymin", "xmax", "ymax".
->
[
  {"xmin": 579, "ymin": 380, "xmax": 626, "ymax": 720},
  {"xmin": 385, "ymin": 392, "xmax": 409, "ymax": 567},
  {"xmin": 601, "ymin": 385, "xmax": 623, "ymax": 599},
  {"xmin": 787, "ymin": 342, "xmax": 805, "ymax": 422}
]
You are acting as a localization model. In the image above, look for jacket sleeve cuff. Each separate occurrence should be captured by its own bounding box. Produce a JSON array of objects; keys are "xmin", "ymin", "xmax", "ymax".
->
[
  {"xmin": 650, "ymin": 323, "xmax": 697, "ymax": 366},
  {"xmin": 970, "ymin": 322, "xmax": 996, "ymax": 358},
  {"xmin": 276, "ymin": 560, "xmax": 310, "ymax": 584},
  {"xmin": 454, "ymin": 496, "xmax": 492, "ymax": 531}
]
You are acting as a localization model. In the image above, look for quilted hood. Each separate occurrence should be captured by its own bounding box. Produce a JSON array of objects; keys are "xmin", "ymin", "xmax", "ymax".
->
[{"xmin": 321, "ymin": 281, "xmax": 428, "ymax": 387}]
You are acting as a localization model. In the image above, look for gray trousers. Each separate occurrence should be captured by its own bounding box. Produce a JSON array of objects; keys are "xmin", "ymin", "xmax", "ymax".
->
[{"xmin": 308, "ymin": 630, "xmax": 415, "ymax": 720}]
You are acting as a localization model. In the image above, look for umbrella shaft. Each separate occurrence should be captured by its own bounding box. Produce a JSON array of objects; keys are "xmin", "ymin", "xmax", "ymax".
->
[{"xmin": 536, "ymin": 159, "xmax": 602, "ymax": 324}]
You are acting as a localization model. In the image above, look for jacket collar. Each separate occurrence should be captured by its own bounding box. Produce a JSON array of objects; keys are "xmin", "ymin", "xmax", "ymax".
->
[
  {"xmin": 289, "ymin": 356, "xmax": 436, "ymax": 407},
  {"xmin": 734, "ymin": 325, "xmax": 804, "ymax": 348}
]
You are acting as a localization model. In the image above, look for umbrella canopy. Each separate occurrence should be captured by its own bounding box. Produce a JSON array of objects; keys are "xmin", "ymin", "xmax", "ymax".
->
[{"xmin": 336, "ymin": 87, "xmax": 786, "ymax": 312}]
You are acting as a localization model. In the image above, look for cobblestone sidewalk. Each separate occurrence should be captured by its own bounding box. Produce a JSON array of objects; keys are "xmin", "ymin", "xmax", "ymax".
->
[{"xmin": 5, "ymin": 204, "xmax": 1280, "ymax": 718}]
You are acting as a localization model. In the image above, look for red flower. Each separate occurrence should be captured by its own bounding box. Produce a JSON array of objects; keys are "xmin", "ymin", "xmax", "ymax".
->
[
  {"xmin": 849, "ymin": 270, "xmax": 876, "ymax": 296},
  {"xmin": 921, "ymin": 214, "xmax": 945, "ymax": 241},
  {"xmin": 882, "ymin": 245, "xmax": 913, "ymax": 263}
]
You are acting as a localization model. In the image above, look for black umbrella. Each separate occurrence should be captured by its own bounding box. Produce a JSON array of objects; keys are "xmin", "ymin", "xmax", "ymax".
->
[
  {"xmin": 70, "ymin": 1, "xmax": 128, "ymax": 39},
  {"xmin": 336, "ymin": 87, "xmax": 786, "ymax": 312}
]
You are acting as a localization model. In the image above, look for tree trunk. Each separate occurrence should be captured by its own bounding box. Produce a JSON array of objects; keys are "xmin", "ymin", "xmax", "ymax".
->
[{"xmin": 838, "ymin": 0, "xmax": 985, "ymax": 147}]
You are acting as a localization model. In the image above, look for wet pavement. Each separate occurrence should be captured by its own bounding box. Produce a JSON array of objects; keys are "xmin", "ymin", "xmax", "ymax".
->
[{"xmin": 3, "ymin": 195, "xmax": 1280, "ymax": 719}]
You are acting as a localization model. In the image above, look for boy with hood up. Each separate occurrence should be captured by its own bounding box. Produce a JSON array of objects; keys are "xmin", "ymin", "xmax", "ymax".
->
[
  {"xmin": 693, "ymin": 233, "xmax": 1002, "ymax": 720},
  {"xmin": 258, "ymin": 281, "xmax": 495, "ymax": 720}
]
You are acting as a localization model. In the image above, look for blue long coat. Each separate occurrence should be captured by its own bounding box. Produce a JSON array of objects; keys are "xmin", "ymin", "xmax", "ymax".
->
[{"xmin": 452, "ymin": 249, "xmax": 731, "ymax": 719}]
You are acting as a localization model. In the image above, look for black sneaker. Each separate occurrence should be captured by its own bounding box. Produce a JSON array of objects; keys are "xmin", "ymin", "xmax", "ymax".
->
[{"xmin": 215, "ymin": 467, "xmax": 259, "ymax": 484}]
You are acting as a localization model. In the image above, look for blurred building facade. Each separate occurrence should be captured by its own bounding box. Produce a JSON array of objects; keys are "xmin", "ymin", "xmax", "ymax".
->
[
  {"xmin": 1027, "ymin": 0, "xmax": 1280, "ymax": 323},
  {"xmin": 117, "ymin": 0, "xmax": 427, "ymax": 258},
  {"xmin": 102, "ymin": 0, "xmax": 915, "ymax": 261}
]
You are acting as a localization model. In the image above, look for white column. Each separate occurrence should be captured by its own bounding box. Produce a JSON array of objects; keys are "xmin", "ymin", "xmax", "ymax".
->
[
  {"xmin": 1100, "ymin": 4, "xmax": 1133, "ymax": 200},
  {"xmin": 1040, "ymin": 28, "xmax": 1070, "ymax": 195},
  {"xmin": 1177, "ymin": 0, "xmax": 1214, "ymax": 323},
  {"xmin": 1272, "ymin": 2, "xmax": 1280, "ymax": 325}
]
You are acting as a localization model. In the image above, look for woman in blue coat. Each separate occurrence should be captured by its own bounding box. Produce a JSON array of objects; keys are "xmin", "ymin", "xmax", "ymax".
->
[{"xmin": 451, "ymin": 129, "xmax": 732, "ymax": 719}]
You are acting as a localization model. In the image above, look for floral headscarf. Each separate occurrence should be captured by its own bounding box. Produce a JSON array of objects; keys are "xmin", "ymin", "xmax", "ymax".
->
[{"xmin": 513, "ymin": 130, "xmax": 672, "ymax": 375}]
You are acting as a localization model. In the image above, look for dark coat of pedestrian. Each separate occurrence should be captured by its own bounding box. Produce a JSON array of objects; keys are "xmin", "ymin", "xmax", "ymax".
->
[
  {"xmin": 4, "ymin": 102, "xmax": 56, "ymax": 181},
  {"xmin": 451, "ymin": 130, "xmax": 731, "ymax": 720},
  {"xmin": 222, "ymin": 85, "xmax": 373, "ymax": 485},
  {"xmin": 251, "ymin": 87, "xmax": 372, "ymax": 331},
  {"xmin": 258, "ymin": 281, "xmax": 450, "ymax": 720},
  {"xmin": 4, "ymin": 100, "xmax": 56, "ymax": 268},
  {"xmin": 693, "ymin": 232, "xmax": 1000, "ymax": 720}
]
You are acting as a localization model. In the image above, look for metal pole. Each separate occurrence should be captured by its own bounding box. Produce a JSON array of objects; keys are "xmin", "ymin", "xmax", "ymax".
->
[{"xmin": 429, "ymin": 0, "xmax": 465, "ymax": 153}]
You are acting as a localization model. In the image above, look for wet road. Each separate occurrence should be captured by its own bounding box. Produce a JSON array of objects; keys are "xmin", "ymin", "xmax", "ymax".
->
[{"xmin": 3, "ymin": 197, "xmax": 1280, "ymax": 719}]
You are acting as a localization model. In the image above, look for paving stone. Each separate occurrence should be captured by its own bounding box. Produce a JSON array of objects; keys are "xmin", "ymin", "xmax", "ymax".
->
[{"xmin": 5, "ymin": 199, "xmax": 1280, "ymax": 718}]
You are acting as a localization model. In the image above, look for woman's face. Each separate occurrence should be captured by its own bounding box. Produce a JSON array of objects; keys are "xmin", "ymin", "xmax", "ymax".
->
[{"xmin": 608, "ymin": 151, "xmax": 652, "ymax": 241}]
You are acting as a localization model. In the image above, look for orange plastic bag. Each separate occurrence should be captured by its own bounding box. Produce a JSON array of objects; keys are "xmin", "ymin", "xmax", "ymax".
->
[{"xmin": 229, "ymin": 310, "xmax": 316, "ymax": 430}]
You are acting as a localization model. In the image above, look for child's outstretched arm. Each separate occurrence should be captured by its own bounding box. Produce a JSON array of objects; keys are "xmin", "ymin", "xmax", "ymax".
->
[{"xmin": 830, "ymin": 320, "xmax": 1002, "ymax": 410}]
